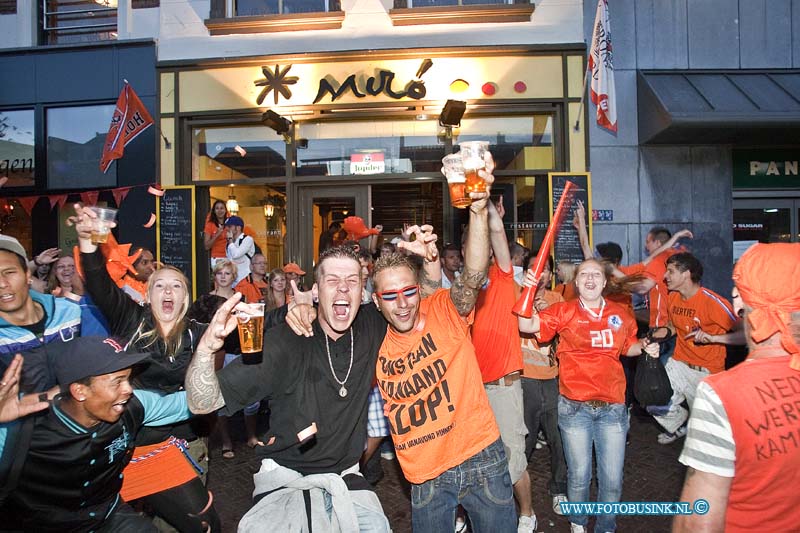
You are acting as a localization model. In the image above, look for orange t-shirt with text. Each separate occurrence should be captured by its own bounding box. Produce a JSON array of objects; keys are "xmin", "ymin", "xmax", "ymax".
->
[
  {"xmin": 472, "ymin": 263, "xmax": 523, "ymax": 383},
  {"xmin": 537, "ymin": 299, "xmax": 637, "ymax": 404},
  {"xmin": 376, "ymin": 289, "xmax": 500, "ymax": 484},
  {"xmin": 668, "ymin": 288, "xmax": 737, "ymax": 374}
]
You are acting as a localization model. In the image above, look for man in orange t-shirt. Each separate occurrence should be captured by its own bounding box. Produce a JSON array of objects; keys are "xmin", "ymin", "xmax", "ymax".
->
[
  {"xmin": 471, "ymin": 199, "xmax": 535, "ymax": 532},
  {"xmin": 372, "ymin": 163, "xmax": 516, "ymax": 533},
  {"xmin": 520, "ymin": 256, "xmax": 568, "ymax": 515},
  {"xmin": 234, "ymin": 253, "xmax": 268, "ymax": 303},
  {"xmin": 651, "ymin": 252, "xmax": 741, "ymax": 445}
]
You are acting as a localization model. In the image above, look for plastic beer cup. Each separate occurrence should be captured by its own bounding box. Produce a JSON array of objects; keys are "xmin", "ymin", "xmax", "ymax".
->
[
  {"xmin": 237, "ymin": 303, "xmax": 265, "ymax": 364},
  {"xmin": 442, "ymin": 154, "xmax": 471, "ymax": 209},
  {"xmin": 459, "ymin": 141, "xmax": 489, "ymax": 193},
  {"xmin": 89, "ymin": 207, "xmax": 118, "ymax": 244}
]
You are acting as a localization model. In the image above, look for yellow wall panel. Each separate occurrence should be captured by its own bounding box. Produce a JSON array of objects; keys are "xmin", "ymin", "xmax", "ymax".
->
[
  {"xmin": 160, "ymin": 118, "xmax": 176, "ymax": 186},
  {"xmin": 568, "ymin": 102, "xmax": 587, "ymax": 172},
  {"xmin": 160, "ymin": 72, "xmax": 175, "ymax": 115}
]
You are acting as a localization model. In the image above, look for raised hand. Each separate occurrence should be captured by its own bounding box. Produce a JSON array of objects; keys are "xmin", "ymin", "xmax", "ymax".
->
[
  {"xmin": 0, "ymin": 355, "xmax": 50, "ymax": 423},
  {"xmin": 198, "ymin": 292, "xmax": 244, "ymax": 353},
  {"xmin": 397, "ymin": 224, "xmax": 439, "ymax": 262},
  {"xmin": 286, "ymin": 279, "xmax": 316, "ymax": 337},
  {"xmin": 35, "ymin": 248, "xmax": 61, "ymax": 267}
]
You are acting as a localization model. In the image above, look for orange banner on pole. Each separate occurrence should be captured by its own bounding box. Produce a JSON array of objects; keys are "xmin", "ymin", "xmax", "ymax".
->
[{"xmin": 99, "ymin": 83, "xmax": 154, "ymax": 173}]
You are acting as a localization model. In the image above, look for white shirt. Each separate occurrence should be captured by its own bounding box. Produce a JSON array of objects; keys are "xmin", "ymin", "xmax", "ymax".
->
[{"xmin": 227, "ymin": 234, "xmax": 255, "ymax": 284}]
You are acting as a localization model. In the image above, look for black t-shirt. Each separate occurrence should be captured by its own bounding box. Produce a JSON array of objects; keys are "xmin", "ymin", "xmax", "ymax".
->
[{"xmin": 217, "ymin": 304, "xmax": 386, "ymax": 475}]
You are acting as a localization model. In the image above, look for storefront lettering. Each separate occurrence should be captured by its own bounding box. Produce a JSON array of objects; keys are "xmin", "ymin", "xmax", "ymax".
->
[
  {"xmin": 0, "ymin": 158, "xmax": 33, "ymax": 177},
  {"xmin": 313, "ymin": 69, "xmax": 426, "ymax": 104},
  {"xmin": 750, "ymin": 160, "xmax": 799, "ymax": 176}
]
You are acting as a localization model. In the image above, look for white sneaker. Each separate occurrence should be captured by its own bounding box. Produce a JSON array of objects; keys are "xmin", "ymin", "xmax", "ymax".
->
[
  {"xmin": 455, "ymin": 518, "xmax": 467, "ymax": 533},
  {"xmin": 570, "ymin": 524, "xmax": 586, "ymax": 533},
  {"xmin": 657, "ymin": 424, "xmax": 687, "ymax": 444},
  {"xmin": 552, "ymin": 494, "xmax": 568, "ymax": 515},
  {"xmin": 517, "ymin": 514, "xmax": 536, "ymax": 533}
]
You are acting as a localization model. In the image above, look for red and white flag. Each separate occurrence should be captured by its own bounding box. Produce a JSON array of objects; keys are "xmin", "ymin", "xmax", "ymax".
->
[
  {"xmin": 99, "ymin": 83, "xmax": 154, "ymax": 173},
  {"xmin": 589, "ymin": 0, "xmax": 617, "ymax": 133}
]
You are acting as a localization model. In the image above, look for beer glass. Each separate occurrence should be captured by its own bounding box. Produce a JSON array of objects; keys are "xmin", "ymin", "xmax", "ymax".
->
[
  {"xmin": 237, "ymin": 303, "xmax": 265, "ymax": 364},
  {"xmin": 442, "ymin": 154, "xmax": 471, "ymax": 209},
  {"xmin": 89, "ymin": 207, "xmax": 118, "ymax": 244},
  {"xmin": 459, "ymin": 141, "xmax": 489, "ymax": 193}
]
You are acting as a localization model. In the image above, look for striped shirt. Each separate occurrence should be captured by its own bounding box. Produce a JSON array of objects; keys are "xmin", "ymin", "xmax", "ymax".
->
[{"xmin": 678, "ymin": 380, "xmax": 735, "ymax": 477}]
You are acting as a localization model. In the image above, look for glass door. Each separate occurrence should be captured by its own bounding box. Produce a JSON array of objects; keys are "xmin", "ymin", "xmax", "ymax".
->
[
  {"xmin": 733, "ymin": 198, "xmax": 799, "ymax": 261},
  {"xmin": 291, "ymin": 184, "xmax": 370, "ymax": 272}
]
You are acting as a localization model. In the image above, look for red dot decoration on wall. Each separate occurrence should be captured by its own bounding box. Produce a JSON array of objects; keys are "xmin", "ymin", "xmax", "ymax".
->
[
  {"xmin": 514, "ymin": 81, "xmax": 527, "ymax": 93},
  {"xmin": 481, "ymin": 82, "xmax": 497, "ymax": 96}
]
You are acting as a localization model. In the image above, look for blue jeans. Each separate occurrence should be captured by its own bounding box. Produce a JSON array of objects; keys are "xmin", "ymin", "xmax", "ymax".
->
[
  {"xmin": 410, "ymin": 438, "xmax": 516, "ymax": 533},
  {"xmin": 558, "ymin": 396, "xmax": 628, "ymax": 533}
]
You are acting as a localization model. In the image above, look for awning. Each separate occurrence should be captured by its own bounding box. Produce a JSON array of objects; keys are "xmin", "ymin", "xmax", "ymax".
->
[{"xmin": 637, "ymin": 70, "xmax": 800, "ymax": 144}]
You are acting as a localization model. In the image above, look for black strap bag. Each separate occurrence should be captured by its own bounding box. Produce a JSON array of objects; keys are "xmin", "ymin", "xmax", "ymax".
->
[{"xmin": 634, "ymin": 354, "xmax": 673, "ymax": 406}]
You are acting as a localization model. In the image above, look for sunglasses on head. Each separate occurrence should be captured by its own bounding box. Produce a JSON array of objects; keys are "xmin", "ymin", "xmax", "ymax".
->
[{"xmin": 376, "ymin": 285, "xmax": 420, "ymax": 302}]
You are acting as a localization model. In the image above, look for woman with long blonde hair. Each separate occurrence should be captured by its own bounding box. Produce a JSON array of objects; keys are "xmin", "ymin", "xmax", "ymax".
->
[
  {"xmin": 264, "ymin": 267, "xmax": 291, "ymax": 311},
  {"xmin": 73, "ymin": 205, "xmax": 220, "ymax": 532}
]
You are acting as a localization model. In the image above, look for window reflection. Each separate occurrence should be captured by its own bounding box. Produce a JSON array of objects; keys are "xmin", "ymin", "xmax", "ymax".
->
[
  {"xmin": 297, "ymin": 119, "xmax": 444, "ymax": 176},
  {"xmin": 454, "ymin": 115, "xmax": 554, "ymax": 172},
  {"xmin": 43, "ymin": 0, "xmax": 117, "ymax": 44},
  {"xmin": 192, "ymin": 126, "xmax": 286, "ymax": 181},
  {"xmin": 0, "ymin": 110, "xmax": 35, "ymax": 187},
  {"xmin": 393, "ymin": 0, "xmax": 523, "ymax": 7},
  {"xmin": 47, "ymin": 105, "xmax": 117, "ymax": 189},
  {"xmin": 236, "ymin": 0, "xmax": 340, "ymax": 15}
]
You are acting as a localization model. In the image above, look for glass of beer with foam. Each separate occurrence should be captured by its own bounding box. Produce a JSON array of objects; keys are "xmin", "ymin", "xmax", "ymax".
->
[
  {"xmin": 237, "ymin": 303, "xmax": 265, "ymax": 364},
  {"xmin": 458, "ymin": 141, "xmax": 490, "ymax": 193},
  {"xmin": 442, "ymin": 154, "xmax": 471, "ymax": 209}
]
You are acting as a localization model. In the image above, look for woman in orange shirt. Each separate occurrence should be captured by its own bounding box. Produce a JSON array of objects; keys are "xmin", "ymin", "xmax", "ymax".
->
[
  {"xmin": 519, "ymin": 259, "xmax": 658, "ymax": 533},
  {"xmin": 203, "ymin": 200, "xmax": 229, "ymax": 269}
]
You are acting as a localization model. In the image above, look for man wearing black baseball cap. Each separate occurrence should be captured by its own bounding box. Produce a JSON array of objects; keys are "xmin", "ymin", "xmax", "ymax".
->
[{"xmin": 1, "ymin": 336, "xmax": 193, "ymax": 532}]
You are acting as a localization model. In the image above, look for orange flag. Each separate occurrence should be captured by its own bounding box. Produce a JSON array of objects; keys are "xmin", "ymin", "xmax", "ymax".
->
[{"xmin": 99, "ymin": 83, "xmax": 154, "ymax": 173}]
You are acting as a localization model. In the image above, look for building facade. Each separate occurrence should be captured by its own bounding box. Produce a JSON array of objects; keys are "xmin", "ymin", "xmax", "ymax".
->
[{"xmin": 2, "ymin": 0, "xmax": 798, "ymax": 296}]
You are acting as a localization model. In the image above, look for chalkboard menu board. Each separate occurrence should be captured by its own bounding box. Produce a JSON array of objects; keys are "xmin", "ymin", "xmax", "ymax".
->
[
  {"xmin": 549, "ymin": 172, "xmax": 591, "ymax": 265},
  {"xmin": 158, "ymin": 186, "xmax": 196, "ymax": 299}
]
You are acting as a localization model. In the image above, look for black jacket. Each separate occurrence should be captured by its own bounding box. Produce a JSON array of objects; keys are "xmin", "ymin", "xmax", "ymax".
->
[{"xmin": 81, "ymin": 249, "xmax": 208, "ymax": 445}]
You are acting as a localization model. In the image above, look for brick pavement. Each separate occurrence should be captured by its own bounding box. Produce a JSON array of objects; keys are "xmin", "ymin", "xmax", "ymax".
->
[{"xmin": 206, "ymin": 408, "xmax": 687, "ymax": 532}]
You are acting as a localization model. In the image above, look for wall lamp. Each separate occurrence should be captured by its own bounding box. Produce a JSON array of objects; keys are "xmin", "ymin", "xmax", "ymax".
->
[
  {"xmin": 262, "ymin": 109, "xmax": 292, "ymax": 136},
  {"xmin": 439, "ymin": 99, "xmax": 466, "ymax": 128}
]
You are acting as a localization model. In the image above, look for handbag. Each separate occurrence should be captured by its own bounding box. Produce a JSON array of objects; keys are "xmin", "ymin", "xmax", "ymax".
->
[{"xmin": 634, "ymin": 355, "xmax": 673, "ymax": 406}]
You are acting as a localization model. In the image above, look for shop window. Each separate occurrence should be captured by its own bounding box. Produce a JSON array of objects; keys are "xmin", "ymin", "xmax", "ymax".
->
[
  {"xmin": 296, "ymin": 118, "xmax": 444, "ymax": 176},
  {"xmin": 191, "ymin": 125, "xmax": 287, "ymax": 181},
  {"xmin": 132, "ymin": 0, "xmax": 159, "ymax": 7},
  {"xmin": 46, "ymin": 104, "xmax": 117, "ymax": 189},
  {"xmin": 42, "ymin": 0, "xmax": 117, "ymax": 45},
  {"xmin": 0, "ymin": 109, "xmax": 35, "ymax": 188},
  {"xmin": 454, "ymin": 115, "xmax": 554, "ymax": 172}
]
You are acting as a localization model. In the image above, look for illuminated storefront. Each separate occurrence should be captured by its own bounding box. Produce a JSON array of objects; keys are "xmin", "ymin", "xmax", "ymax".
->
[{"xmin": 159, "ymin": 47, "xmax": 588, "ymax": 290}]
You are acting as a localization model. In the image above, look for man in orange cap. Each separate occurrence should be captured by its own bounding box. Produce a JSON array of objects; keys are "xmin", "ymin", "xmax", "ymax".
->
[
  {"xmin": 282, "ymin": 262, "xmax": 306, "ymax": 292},
  {"xmin": 675, "ymin": 243, "xmax": 800, "ymax": 533}
]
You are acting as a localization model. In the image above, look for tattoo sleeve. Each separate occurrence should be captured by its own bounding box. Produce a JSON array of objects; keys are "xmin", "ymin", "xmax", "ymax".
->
[
  {"xmin": 185, "ymin": 350, "xmax": 226, "ymax": 414},
  {"xmin": 450, "ymin": 266, "xmax": 487, "ymax": 316},
  {"xmin": 419, "ymin": 266, "xmax": 441, "ymax": 298}
]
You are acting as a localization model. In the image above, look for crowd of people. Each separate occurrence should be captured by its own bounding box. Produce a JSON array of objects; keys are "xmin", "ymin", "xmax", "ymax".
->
[{"xmin": 0, "ymin": 152, "xmax": 798, "ymax": 533}]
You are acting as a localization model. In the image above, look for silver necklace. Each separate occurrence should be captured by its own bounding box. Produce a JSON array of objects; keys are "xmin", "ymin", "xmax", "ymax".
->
[{"xmin": 324, "ymin": 329, "xmax": 354, "ymax": 398}]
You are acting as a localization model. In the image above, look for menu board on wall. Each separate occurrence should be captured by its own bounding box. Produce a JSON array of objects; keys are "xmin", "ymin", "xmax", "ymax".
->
[
  {"xmin": 158, "ymin": 186, "xmax": 196, "ymax": 299},
  {"xmin": 548, "ymin": 172, "xmax": 591, "ymax": 265}
]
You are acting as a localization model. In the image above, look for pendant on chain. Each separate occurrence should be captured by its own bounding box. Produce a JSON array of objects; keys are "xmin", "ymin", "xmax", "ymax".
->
[{"xmin": 339, "ymin": 386, "xmax": 348, "ymax": 398}]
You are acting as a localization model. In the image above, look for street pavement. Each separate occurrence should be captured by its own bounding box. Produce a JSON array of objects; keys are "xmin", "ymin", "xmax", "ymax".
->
[{"xmin": 207, "ymin": 407, "xmax": 688, "ymax": 532}]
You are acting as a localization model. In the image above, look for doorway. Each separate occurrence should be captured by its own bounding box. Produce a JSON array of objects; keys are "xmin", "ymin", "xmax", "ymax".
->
[{"xmin": 733, "ymin": 197, "xmax": 800, "ymax": 260}]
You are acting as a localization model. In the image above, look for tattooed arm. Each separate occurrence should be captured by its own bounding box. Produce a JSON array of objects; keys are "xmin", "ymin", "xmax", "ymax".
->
[
  {"xmin": 186, "ymin": 293, "xmax": 243, "ymax": 414},
  {"xmin": 450, "ymin": 155, "xmax": 493, "ymax": 316}
]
